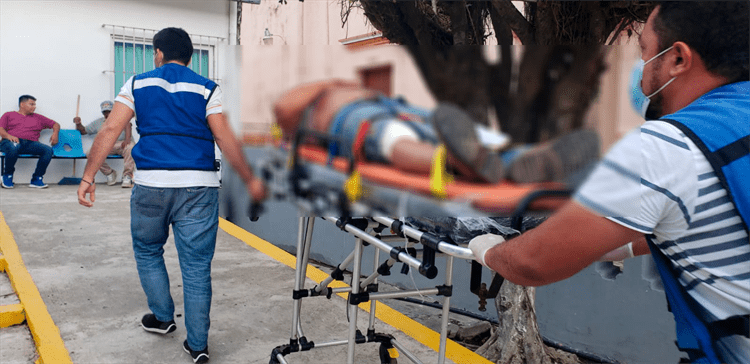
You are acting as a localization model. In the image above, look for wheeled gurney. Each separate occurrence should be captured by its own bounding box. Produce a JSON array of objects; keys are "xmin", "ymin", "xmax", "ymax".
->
[{"xmin": 257, "ymin": 133, "xmax": 576, "ymax": 363}]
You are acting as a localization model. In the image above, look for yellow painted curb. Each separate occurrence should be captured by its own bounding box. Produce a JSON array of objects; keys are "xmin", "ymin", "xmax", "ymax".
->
[
  {"xmin": 0, "ymin": 212, "xmax": 73, "ymax": 364},
  {"xmin": 219, "ymin": 218, "xmax": 492, "ymax": 364},
  {"xmin": 0, "ymin": 303, "xmax": 25, "ymax": 327}
]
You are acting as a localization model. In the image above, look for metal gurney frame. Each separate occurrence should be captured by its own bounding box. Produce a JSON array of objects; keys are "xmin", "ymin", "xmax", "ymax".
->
[
  {"xmin": 259, "ymin": 128, "xmax": 573, "ymax": 362},
  {"xmin": 269, "ymin": 216, "xmax": 480, "ymax": 364}
]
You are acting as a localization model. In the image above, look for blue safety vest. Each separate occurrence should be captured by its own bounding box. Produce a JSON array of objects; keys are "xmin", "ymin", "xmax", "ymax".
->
[
  {"xmin": 651, "ymin": 81, "xmax": 750, "ymax": 363},
  {"xmin": 131, "ymin": 63, "xmax": 218, "ymax": 171}
]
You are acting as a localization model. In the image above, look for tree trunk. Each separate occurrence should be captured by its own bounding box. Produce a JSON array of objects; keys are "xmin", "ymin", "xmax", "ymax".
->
[
  {"xmin": 406, "ymin": 45, "xmax": 493, "ymax": 125},
  {"xmin": 341, "ymin": 2, "xmax": 656, "ymax": 362},
  {"xmin": 476, "ymin": 282, "xmax": 581, "ymax": 364}
]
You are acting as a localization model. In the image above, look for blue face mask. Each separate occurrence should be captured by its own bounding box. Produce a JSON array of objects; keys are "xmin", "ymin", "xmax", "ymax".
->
[{"xmin": 629, "ymin": 45, "xmax": 676, "ymax": 119}]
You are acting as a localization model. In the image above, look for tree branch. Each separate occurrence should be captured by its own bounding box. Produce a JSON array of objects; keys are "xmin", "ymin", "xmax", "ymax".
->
[
  {"xmin": 491, "ymin": 0, "xmax": 534, "ymax": 44},
  {"xmin": 445, "ymin": 1, "xmax": 469, "ymax": 45}
]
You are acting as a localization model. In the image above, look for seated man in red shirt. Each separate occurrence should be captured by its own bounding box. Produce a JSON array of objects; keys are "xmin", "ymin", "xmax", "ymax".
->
[{"xmin": 0, "ymin": 95, "xmax": 60, "ymax": 188}]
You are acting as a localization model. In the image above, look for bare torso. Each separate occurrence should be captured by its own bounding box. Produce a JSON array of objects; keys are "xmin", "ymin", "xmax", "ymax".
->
[{"xmin": 310, "ymin": 87, "xmax": 379, "ymax": 132}]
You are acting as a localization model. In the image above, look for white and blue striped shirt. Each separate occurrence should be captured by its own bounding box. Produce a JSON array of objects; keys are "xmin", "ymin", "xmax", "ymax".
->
[{"xmin": 575, "ymin": 120, "xmax": 749, "ymax": 362}]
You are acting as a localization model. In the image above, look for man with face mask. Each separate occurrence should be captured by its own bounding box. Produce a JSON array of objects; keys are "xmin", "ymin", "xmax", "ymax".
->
[{"xmin": 468, "ymin": 3, "xmax": 749, "ymax": 363}]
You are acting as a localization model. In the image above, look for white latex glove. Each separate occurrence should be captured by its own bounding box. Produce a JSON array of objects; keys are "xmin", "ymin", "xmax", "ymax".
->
[
  {"xmin": 597, "ymin": 242, "xmax": 635, "ymax": 262},
  {"xmin": 468, "ymin": 234, "xmax": 506, "ymax": 267}
]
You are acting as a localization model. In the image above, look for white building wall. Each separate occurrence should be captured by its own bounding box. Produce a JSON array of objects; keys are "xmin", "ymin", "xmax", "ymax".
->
[{"xmin": 0, "ymin": 0, "xmax": 232, "ymax": 184}]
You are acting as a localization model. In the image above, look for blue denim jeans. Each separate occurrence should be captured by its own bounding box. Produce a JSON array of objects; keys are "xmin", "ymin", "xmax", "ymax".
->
[
  {"xmin": 0, "ymin": 139, "xmax": 53, "ymax": 177},
  {"xmin": 131, "ymin": 184, "xmax": 219, "ymax": 351},
  {"xmin": 328, "ymin": 96, "xmax": 438, "ymax": 163}
]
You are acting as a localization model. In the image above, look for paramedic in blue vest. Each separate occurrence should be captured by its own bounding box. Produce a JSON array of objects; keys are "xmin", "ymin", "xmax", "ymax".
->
[
  {"xmin": 469, "ymin": 3, "xmax": 749, "ymax": 363},
  {"xmin": 76, "ymin": 27, "xmax": 266, "ymax": 363}
]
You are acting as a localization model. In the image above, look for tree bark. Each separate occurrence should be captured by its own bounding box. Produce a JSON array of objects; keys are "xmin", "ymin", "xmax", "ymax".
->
[
  {"xmin": 408, "ymin": 45, "xmax": 493, "ymax": 125},
  {"xmin": 490, "ymin": 0, "xmax": 534, "ymax": 44},
  {"xmin": 475, "ymin": 281, "xmax": 581, "ymax": 364}
]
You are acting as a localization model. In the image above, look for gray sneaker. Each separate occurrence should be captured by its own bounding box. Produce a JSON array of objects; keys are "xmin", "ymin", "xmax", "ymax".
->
[
  {"xmin": 121, "ymin": 176, "xmax": 132, "ymax": 188},
  {"xmin": 506, "ymin": 129, "xmax": 600, "ymax": 184},
  {"xmin": 106, "ymin": 171, "xmax": 118, "ymax": 186},
  {"xmin": 431, "ymin": 103, "xmax": 504, "ymax": 184}
]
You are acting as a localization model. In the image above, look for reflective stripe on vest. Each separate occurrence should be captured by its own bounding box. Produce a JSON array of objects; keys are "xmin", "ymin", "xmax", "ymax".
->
[{"xmin": 131, "ymin": 64, "xmax": 217, "ymax": 171}]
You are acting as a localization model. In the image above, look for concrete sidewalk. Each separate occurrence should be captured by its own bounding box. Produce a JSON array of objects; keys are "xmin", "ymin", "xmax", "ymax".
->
[{"xmin": 0, "ymin": 185, "xmax": 477, "ymax": 363}]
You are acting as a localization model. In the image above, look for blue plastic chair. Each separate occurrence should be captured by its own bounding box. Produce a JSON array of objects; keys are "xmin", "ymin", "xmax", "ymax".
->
[
  {"xmin": 53, "ymin": 129, "xmax": 87, "ymax": 158},
  {"xmin": 53, "ymin": 130, "xmax": 86, "ymax": 184}
]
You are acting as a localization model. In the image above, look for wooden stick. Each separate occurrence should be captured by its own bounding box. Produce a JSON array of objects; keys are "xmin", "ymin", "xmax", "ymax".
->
[{"xmin": 76, "ymin": 95, "xmax": 80, "ymax": 117}]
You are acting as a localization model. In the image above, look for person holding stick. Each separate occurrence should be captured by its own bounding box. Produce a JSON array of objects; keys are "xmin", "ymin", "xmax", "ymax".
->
[{"xmin": 74, "ymin": 100, "xmax": 135, "ymax": 187}]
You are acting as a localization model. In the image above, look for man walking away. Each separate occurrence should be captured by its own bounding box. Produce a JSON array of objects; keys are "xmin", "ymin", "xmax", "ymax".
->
[{"xmin": 77, "ymin": 28, "xmax": 266, "ymax": 364}]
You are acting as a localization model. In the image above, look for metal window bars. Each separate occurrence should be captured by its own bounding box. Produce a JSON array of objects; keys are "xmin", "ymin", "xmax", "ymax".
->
[{"xmin": 102, "ymin": 24, "xmax": 225, "ymax": 84}]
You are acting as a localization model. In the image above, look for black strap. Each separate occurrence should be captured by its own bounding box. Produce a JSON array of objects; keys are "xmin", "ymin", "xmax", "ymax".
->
[
  {"xmin": 714, "ymin": 135, "xmax": 750, "ymax": 167},
  {"xmin": 205, "ymin": 84, "xmax": 218, "ymax": 126},
  {"xmin": 708, "ymin": 315, "xmax": 750, "ymax": 339},
  {"xmin": 139, "ymin": 132, "xmax": 214, "ymax": 143}
]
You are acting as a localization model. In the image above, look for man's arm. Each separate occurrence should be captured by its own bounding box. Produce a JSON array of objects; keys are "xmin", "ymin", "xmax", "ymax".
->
[
  {"xmin": 0, "ymin": 127, "xmax": 19, "ymax": 143},
  {"xmin": 50, "ymin": 122, "xmax": 60, "ymax": 146},
  {"xmin": 121, "ymin": 122, "xmax": 132, "ymax": 148},
  {"xmin": 597, "ymin": 236, "xmax": 650, "ymax": 262},
  {"xmin": 72, "ymin": 117, "xmax": 87, "ymax": 135},
  {"xmin": 206, "ymin": 113, "xmax": 266, "ymax": 202},
  {"xmin": 483, "ymin": 201, "xmax": 645, "ymax": 286},
  {"xmin": 0, "ymin": 114, "xmax": 17, "ymax": 142},
  {"xmin": 77, "ymin": 102, "xmax": 133, "ymax": 207}
]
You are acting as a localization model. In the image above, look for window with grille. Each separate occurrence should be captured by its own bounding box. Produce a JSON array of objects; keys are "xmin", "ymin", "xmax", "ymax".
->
[{"xmin": 104, "ymin": 25, "xmax": 223, "ymax": 97}]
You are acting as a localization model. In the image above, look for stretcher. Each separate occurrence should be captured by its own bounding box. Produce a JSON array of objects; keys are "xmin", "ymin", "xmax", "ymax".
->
[{"xmin": 257, "ymin": 129, "xmax": 576, "ymax": 364}]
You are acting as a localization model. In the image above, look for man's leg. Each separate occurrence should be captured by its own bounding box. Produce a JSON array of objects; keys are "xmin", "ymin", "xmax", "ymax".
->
[
  {"xmin": 98, "ymin": 145, "xmax": 116, "ymax": 178},
  {"xmin": 131, "ymin": 185, "xmax": 176, "ymax": 324},
  {"xmin": 505, "ymin": 129, "xmax": 600, "ymax": 184},
  {"xmin": 98, "ymin": 158, "xmax": 114, "ymax": 177},
  {"xmin": 21, "ymin": 140, "xmax": 53, "ymax": 181},
  {"xmin": 118, "ymin": 140, "xmax": 135, "ymax": 179},
  {"xmin": 0, "ymin": 139, "xmax": 20, "ymax": 176},
  {"xmin": 431, "ymin": 104, "xmax": 505, "ymax": 183},
  {"xmin": 171, "ymin": 187, "xmax": 219, "ymax": 352}
]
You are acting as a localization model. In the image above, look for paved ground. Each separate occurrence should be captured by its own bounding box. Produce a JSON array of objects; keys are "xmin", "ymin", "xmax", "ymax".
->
[{"xmin": 0, "ymin": 184, "xmax": 474, "ymax": 364}]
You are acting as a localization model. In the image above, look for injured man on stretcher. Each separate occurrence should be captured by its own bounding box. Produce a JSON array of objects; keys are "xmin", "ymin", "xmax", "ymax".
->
[{"xmin": 274, "ymin": 79, "xmax": 600, "ymax": 185}]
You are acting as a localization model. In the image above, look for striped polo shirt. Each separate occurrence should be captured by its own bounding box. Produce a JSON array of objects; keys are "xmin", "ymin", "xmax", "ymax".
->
[{"xmin": 575, "ymin": 120, "xmax": 749, "ymax": 359}]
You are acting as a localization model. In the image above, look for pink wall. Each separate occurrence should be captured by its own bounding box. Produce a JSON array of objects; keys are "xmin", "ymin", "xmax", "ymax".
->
[{"xmin": 239, "ymin": 1, "xmax": 646, "ymax": 151}]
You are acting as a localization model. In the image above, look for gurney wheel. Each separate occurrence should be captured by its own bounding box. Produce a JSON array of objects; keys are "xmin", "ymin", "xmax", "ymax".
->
[{"xmin": 378, "ymin": 344, "xmax": 398, "ymax": 364}]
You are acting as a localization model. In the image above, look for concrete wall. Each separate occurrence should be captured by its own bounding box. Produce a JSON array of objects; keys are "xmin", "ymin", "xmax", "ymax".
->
[{"xmin": 0, "ymin": 0, "xmax": 233, "ymax": 184}]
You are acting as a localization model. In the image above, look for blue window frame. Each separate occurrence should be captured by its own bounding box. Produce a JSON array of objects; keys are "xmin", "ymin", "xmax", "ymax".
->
[{"xmin": 114, "ymin": 42, "xmax": 210, "ymax": 95}]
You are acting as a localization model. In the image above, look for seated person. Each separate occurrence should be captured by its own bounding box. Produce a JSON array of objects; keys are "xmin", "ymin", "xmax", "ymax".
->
[
  {"xmin": 73, "ymin": 100, "xmax": 135, "ymax": 188},
  {"xmin": 273, "ymin": 80, "xmax": 599, "ymax": 184},
  {"xmin": 0, "ymin": 95, "xmax": 60, "ymax": 189}
]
